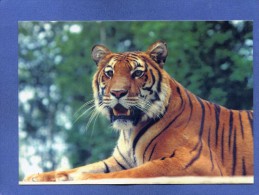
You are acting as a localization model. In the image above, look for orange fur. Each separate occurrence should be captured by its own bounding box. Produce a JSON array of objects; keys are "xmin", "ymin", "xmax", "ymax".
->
[{"xmin": 24, "ymin": 41, "xmax": 253, "ymax": 182}]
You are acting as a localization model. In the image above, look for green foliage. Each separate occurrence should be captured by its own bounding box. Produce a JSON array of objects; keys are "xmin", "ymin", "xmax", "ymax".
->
[{"xmin": 18, "ymin": 21, "xmax": 253, "ymax": 178}]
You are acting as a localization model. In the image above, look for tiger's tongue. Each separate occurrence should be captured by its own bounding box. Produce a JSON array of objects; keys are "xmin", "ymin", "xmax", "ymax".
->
[{"xmin": 113, "ymin": 104, "xmax": 130, "ymax": 116}]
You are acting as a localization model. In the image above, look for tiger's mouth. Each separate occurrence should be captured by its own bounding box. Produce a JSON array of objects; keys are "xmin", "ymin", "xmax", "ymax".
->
[
  {"xmin": 109, "ymin": 104, "xmax": 141, "ymax": 125},
  {"xmin": 112, "ymin": 104, "xmax": 131, "ymax": 116}
]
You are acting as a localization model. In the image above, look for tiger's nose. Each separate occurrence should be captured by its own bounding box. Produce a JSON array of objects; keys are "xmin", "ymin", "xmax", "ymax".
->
[{"xmin": 110, "ymin": 90, "xmax": 128, "ymax": 99}]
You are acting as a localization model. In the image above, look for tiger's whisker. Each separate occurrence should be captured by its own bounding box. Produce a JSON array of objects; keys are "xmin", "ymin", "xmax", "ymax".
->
[
  {"xmin": 85, "ymin": 104, "xmax": 105, "ymax": 133},
  {"xmin": 73, "ymin": 99, "xmax": 95, "ymax": 117},
  {"xmin": 90, "ymin": 107, "xmax": 104, "ymax": 137},
  {"xmin": 73, "ymin": 104, "xmax": 96, "ymax": 124}
]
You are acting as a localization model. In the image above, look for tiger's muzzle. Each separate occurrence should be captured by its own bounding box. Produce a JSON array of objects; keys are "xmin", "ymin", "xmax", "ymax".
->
[{"xmin": 109, "ymin": 103, "xmax": 142, "ymax": 126}]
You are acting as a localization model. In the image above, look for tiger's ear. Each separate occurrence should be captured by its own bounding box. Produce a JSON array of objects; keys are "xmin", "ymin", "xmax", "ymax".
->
[
  {"xmin": 91, "ymin": 45, "xmax": 111, "ymax": 65},
  {"xmin": 147, "ymin": 41, "xmax": 168, "ymax": 68}
]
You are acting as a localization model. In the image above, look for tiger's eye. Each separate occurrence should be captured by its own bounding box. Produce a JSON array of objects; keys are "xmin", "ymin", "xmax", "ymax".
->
[
  {"xmin": 105, "ymin": 70, "xmax": 113, "ymax": 78},
  {"xmin": 133, "ymin": 70, "xmax": 144, "ymax": 78}
]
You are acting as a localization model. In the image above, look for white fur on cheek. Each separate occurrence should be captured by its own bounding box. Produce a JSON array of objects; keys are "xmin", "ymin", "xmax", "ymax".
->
[{"xmin": 140, "ymin": 80, "xmax": 171, "ymax": 121}]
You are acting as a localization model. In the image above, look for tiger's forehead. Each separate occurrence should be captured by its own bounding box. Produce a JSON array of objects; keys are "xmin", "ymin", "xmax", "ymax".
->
[{"xmin": 107, "ymin": 53, "xmax": 145, "ymax": 69}]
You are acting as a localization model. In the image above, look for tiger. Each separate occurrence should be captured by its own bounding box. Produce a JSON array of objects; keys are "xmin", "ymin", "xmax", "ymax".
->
[{"xmin": 24, "ymin": 41, "xmax": 253, "ymax": 182}]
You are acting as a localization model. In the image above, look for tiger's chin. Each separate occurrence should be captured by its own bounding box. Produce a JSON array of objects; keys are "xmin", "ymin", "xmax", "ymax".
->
[{"xmin": 112, "ymin": 119, "xmax": 134, "ymax": 131}]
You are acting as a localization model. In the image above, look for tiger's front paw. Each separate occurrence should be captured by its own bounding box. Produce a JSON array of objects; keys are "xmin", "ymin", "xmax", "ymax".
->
[{"xmin": 23, "ymin": 171, "xmax": 69, "ymax": 182}]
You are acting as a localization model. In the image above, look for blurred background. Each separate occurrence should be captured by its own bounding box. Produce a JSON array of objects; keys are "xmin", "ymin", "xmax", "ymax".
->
[{"xmin": 19, "ymin": 21, "xmax": 253, "ymax": 180}]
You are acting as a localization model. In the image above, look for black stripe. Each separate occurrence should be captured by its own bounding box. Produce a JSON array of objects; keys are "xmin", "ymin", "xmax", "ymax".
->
[
  {"xmin": 196, "ymin": 97, "xmax": 206, "ymax": 141},
  {"xmin": 95, "ymin": 71, "xmax": 102, "ymax": 104},
  {"xmin": 136, "ymin": 63, "xmax": 143, "ymax": 68},
  {"xmin": 191, "ymin": 96, "xmax": 206, "ymax": 153},
  {"xmin": 116, "ymin": 146, "xmax": 132, "ymax": 168},
  {"xmin": 142, "ymin": 98, "xmax": 185, "ymax": 160},
  {"xmin": 185, "ymin": 89, "xmax": 193, "ymax": 125},
  {"xmin": 103, "ymin": 161, "xmax": 110, "ymax": 173},
  {"xmin": 100, "ymin": 86, "xmax": 105, "ymax": 96},
  {"xmin": 207, "ymin": 127, "xmax": 214, "ymax": 171},
  {"xmin": 98, "ymin": 94, "xmax": 102, "ymax": 105},
  {"xmin": 95, "ymin": 78, "xmax": 99, "ymax": 92},
  {"xmin": 228, "ymin": 111, "xmax": 234, "ymax": 151},
  {"xmin": 143, "ymin": 75, "xmax": 148, "ymax": 83},
  {"xmin": 160, "ymin": 157, "xmax": 166, "ymax": 160},
  {"xmin": 132, "ymin": 117, "xmax": 161, "ymax": 163},
  {"xmin": 144, "ymin": 63, "xmax": 148, "ymax": 72},
  {"xmin": 125, "ymin": 60, "xmax": 133, "ymax": 69},
  {"xmin": 242, "ymin": 157, "xmax": 247, "ymax": 176},
  {"xmin": 185, "ymin": 142, "xmax": 203, "ymax": 169},
  {"xmin": 190, "ymin": 96, "xmax": 205, "ymax": 153},
  {"xmin": 130, "ymin": 60, "xmax": 141, "ymax": 69},
  {"xmin": 145, "ymin": 58, "xmax": 162, "ymax": 93},
  {"xmin": 247, "ymin": 111, "xmax": 253, "ymax": 136},
  {"xmin": 125, "ymin": 59, "xmax": 130, "ymax": 65},
  {"xmin": 191, "ymin": 140, "xmax": 200, "ymax": 153},
  {"xmin": 112, "ymin": 54, "xmax": 120, "ymax": 59},
  {"xmin": 142, "ymin": 69, "xmax": 155, "ymax": 93},
  {"xmin": 156, "ymin": 66, "xmax": 162, "ymax": 93},
  {"xmin": 131, "ymin": 59, "xmax": 140, "ymax": 65},
  {"xmin": 151, "ymin": 92, "xmax": 161, "ymax": 103},
  {"xmin": 177, "ymin": 87, "xmax": 183, "ymax": 108},
  {"xmin": 114, "ymin": 156, "xmax": 127, "ymax": 170},
  {"xmin": 170, "ymin": 150, "xmax": 176, "ymax": 158},
  {"xmin": 148, "ymin": 143, "xmax": 157, "ymax": 161},
  {"xmin": 186, "ymin": 96, "xmax": 205, "ymax": 168},
  {"xmin": 128, "ymin": 55, "xmax": 139, "ymax": 61},
  {"xmin": 215, "ymin": 159, "xmax": 223, "ymax": 176},
  {"xmin": 221, "ymin": 124, "xmax": 225, "ymax": 164},
  {"xmin": 206, "ymin": 102, "xmax": 212, "ymax": 115},
  {"xmin": 214, "ymin": 104, "xmax": 221, "ymax": 147},
  {"xmin": 232, "ymin": 127, "xmax": 237, "ymax": 175},
  {"xmin": 239, "ymin": 112, "xmax": 244, "ymax": 139}
]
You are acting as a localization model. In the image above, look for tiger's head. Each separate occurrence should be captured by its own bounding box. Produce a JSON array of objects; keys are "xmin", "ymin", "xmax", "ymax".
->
[{"xmin": 92, "ymin": 41, "xmax": 171, "ymax": 131}]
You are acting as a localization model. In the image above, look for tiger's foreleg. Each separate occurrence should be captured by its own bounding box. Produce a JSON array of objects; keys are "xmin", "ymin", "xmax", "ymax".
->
[
  {"xmin": 23, "ymin": 156, "xmax": 124, "ymax": 182},
  {"xmin": 72, "ymin": 157, "xmax": 190, "ymax": 180},
  {"xmin": 73, "ymin": 152, "xmax": 224, "ymax": 180}
]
